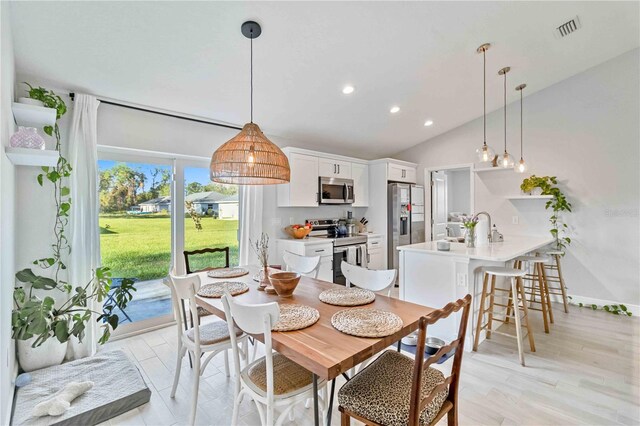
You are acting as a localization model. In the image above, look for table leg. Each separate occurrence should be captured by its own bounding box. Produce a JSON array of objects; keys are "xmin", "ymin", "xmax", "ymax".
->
[
  {"xmin": 326, "ymin": 379, "xmax": 336, "ymax": 426},
  {"xmin": 397, "ymin": 340, "xmax": 402, "ymax": 352},
  {"xmin": 313, "ymin": 374, "xmax": 320, "ymax": 426}
]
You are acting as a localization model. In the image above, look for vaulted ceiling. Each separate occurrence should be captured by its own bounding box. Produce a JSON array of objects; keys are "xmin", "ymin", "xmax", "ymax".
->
[{"xmin": 9, "ymin": 1, "xmax": 639, "ymax": 158}]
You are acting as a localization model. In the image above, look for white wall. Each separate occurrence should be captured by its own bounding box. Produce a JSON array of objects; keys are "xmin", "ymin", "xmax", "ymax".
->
[
  {"xmin": 0, "ymin": 3, "xmax": 17, "ymax": 423},
  {"xmin": 395, "ymin": 49, "xmax": 640, "ymax": 308}
]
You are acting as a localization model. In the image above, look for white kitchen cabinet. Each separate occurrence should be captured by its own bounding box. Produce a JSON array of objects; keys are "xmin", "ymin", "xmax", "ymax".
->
[
  {"xmin": 366, "ymin": 235, "xmax": 384, "ymax": 270},
  {"xmin": 388, "ymin": 162, "xmax": 416, "ymax": 183},
  {"xmin": 319, "ymin": 158, "xmax": 351, "ymax": 179},
  {"xmin": 277, "ymin": 153, "xmax": 319, "ymax": 207},
  {"xmin": 317, "ymin": 256, "xmax": 333, "ymax": 282},
  {"xmin": 351, "ymin": 163, "xmax": 369, "ymax": 207}
]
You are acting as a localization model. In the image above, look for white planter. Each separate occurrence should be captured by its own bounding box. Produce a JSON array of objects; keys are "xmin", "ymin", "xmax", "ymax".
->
[
  {"xmin": 17, "ymin": 336, "xmax": 68, "ymax": 372},
  {"xmin": 522, "ymin": 187, "xmax": 543, "ymax": 196},
  {"xmin": 18, "ymin": 97, "xmax": 45, "ymax": 107}
]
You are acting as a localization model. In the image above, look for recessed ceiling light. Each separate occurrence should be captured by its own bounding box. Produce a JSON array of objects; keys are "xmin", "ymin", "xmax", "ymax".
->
[
  {"xmin": 390, "ymin": 106, "xmax": 400, "ymax": 114},
  {"xmin": 342, "ymin": 85, "xmax": 355, "ymax": 95},
  {"xmin": 424, "ymin": 120, "xmax": 434, "ymax": 127}
]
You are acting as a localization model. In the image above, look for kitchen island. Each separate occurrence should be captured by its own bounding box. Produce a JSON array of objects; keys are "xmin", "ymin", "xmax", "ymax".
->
[{"xmin": 397, "ymin": 235, "xmax": 554, "ymax": 350}]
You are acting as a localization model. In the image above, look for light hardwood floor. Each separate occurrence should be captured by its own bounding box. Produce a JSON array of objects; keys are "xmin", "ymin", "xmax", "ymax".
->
[{"xmin": 99, "ymin": 303, "xmax": 640, "ymax": 426}]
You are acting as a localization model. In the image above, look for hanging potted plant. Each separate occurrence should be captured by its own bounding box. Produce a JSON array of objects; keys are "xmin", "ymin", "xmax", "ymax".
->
[
  {"xmin": 520, "ymin": 175, "xmax": 572, "ymax": 250},
  {"xmin": 13, "ymin": 84, "xmax": 136, "ymax": 371}
]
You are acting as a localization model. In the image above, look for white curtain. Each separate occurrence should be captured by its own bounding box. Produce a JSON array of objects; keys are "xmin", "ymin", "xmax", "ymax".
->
[
  {"xmin": 67, "ymin": 94, "xmax": 101, "ymax": 359},
  {"xmin": 238, "ymin": 185, "xmax": 264, "ymax": 266}
]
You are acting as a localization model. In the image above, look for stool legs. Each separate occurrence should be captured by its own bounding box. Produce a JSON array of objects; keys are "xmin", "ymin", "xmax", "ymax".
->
[
  {"xmin": 473, "ymin": 273, "xmax": 490, "ymax": 351},
  {"xmin": 510, "ymin": 277, "xmax": 526, "ymax": 366},
  {"xmin": 518, "ymin": 276, "xmax": 536, "ymax": 354},
  {"xmin": 539, "ymin": 263, "xmax": 554, "ymax": 324},
  {"xmin": 535, "ymin": 263, "xmax": 551, "ymax": 333},
  {"xmin": 486, "ymin": 275, "xmax": 497, "ymax": 339}
]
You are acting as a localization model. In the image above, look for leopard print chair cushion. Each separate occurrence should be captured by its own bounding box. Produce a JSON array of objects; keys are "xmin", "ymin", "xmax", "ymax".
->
[{"xmin": 338, "ymin": 350, "xmax": 448, "ymax": 425}]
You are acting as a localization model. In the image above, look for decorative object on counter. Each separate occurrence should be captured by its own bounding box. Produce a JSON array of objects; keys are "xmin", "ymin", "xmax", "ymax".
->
[
  {"xmin": 520, "ymin": 175, "xmax": 572, "ymax": 250},
  {"xmin": 475, "ymin": 43, "xmax": 496, "ymax": 163},
  {"xmin": 206, "ymin": 267, "xmax": 249, "ymax": 279},
  {"xmin": 462, "ymin": 215, "xmax": 479, "ymax": 248},
  {"xmin": 331, "ymin": 308, "xmax": 403, "ymax": 338},
  {"xmin": 284, "ymin": 223, "xmax": 312, "ymax": 239},
  {"xmin": 515, "ymin": 83, "xmax": 528, "ymax": 173},
  {"xmin": 10, "ymin": 126, "xmax": 45, "ymax": 150},
  {"xmin": 251, "ymin": 232, "xmax": 270, "ymax": 290},
  {"xmin": 271, "ymin": 304, "xmax": 320, "ymax": 331},
  {"xmin": 18, "ymin": 96, "xmax": 45, "ymax": 106},
  {"xmin": 268, "ymin": 271, "xmax": 301, "ymax": 297},
  {"xmin": 209, "ymin": 21, "xmax": 290, "ymax": 185},
  {"xmin": 197, "ymin": 281, "xmax": 249, "ymax": 298},
  {"xmin": 491, "ymin": 225, "xmax": 504, "ymax": 242},
  {"xmin": 318, "ymin": 288, "xmax": 375, "ymax": 306},
  {"xmin": 436, "ymin": 240, "xmax": 451, "ymax": 251},
  {"xmin": 498, "ymin": 66, "xmax": 515, "ymax": 168}
]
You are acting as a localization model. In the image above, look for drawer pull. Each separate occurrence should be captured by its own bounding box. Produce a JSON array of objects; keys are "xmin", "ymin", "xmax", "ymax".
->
[{"xmin": 315, "ymin": 249, "xmax": 325, "ymax": 253}]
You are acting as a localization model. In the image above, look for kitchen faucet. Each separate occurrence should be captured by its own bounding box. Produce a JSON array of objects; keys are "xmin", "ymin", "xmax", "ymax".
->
[{"xmin": 472, "ymin": 211, "xmax": 492, "ymax": 243}]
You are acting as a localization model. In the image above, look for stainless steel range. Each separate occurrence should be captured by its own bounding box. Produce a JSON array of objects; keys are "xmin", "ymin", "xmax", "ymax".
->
[{"xmin": 306, "ymin": 218, "xmax": 368, "ymax": 285}]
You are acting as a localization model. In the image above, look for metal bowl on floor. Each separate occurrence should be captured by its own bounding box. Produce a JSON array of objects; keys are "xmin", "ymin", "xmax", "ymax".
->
[{"xmin": 425, "ymin": 337, "xmax": 446, "ymax": 355}]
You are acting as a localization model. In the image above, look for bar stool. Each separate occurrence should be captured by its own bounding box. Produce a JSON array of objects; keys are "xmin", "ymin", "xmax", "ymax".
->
[
  {"xmin": 541, "ymin": 250, "xmax": 570, "ymax": 313},
  {"xmin": 512, "ymin": 255, "xmax": 553, "ymax": 333},
  {"xmin": 473, "ymin": 266, "xmax": 535, "ymax": 366}
]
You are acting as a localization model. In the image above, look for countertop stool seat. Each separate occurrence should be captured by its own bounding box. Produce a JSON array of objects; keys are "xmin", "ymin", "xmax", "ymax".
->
[
  {"xmin": 513, "ymin": 255, "xmax": 553, "ymax": 333},
  {"xmin": 541, "ymin": 250, "xmax": 570, "ymax": 313},
  {"xmin": 473, "ymin": 266, "xmax": 535, "ymax": 366}
]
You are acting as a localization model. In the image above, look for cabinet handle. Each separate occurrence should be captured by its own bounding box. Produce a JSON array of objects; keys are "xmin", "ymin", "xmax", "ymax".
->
[
  {"xmin": 315, "ymin": 249, "xmax": 325, "ymax": 253},
  {"xmin": 338, "ymin": 164, "xmax": 340, "ymax": 174},
  {"xmin": 371, "ymin": 242, "xmax": 379, "ymax": 245}
]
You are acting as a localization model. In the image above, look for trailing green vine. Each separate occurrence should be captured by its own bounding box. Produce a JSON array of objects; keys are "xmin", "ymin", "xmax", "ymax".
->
[
  {"xmin": 520, "ymin": 175, "xmax": 572, "ymax": 251},
  {"xmin": 568, "ymin": 297, "xmax": 633, "ymax": 316},
  {"xmin": 25, "ymin": 83, "xmax": 73, "ymax": 289}
]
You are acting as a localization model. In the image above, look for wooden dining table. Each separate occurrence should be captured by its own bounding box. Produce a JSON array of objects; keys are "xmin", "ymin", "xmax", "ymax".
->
[{"xmin": 195, "ymin": 265, "xmax": 435, "ymax": 426}]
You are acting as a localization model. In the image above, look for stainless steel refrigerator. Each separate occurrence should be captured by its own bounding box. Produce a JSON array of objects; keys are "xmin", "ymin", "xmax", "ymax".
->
[{"xmin": 388, "ymin": 183, "xmax": 425, "ymax": 271}]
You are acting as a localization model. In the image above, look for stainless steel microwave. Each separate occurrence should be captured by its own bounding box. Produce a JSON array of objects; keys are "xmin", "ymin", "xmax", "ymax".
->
[{"xmin": 319, "ymin": 177, "xmax": 355, "ymax": 204}]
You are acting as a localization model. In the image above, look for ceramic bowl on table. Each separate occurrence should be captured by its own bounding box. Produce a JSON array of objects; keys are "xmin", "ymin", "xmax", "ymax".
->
[
  {"xmin": 268, "ymin": 272, "xmax": 301, "ymax": 297},
  {"xmin": 284, "ymin": 225, "xmax": 313, "ymax": 239}
]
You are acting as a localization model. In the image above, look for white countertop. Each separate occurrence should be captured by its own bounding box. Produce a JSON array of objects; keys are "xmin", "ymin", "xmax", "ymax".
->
[{"xmin": 397, "ymin": 235, "xmax": 554, "ymax": 262}]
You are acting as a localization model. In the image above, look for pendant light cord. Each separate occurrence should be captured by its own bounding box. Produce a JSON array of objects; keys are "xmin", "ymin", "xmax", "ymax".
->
[
  {"xmin": 503, "ymin": 70, "xmax": 507, "ymax": 153},
  {"xmin": 483, "ymin": 49, "xmax": 486, "ymax": 146},
  {"xmin": 520, "ymin": 88, "xmax": 523, "ymax": 160},
  {"xmin": 250, "ymin": 33, "xmax": 254, "ymax": 123}
]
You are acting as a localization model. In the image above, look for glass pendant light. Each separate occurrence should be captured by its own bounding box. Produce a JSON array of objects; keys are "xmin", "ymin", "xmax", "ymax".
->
[
  {"xmin": 515, "ymin": 83, "xmax": 528, "ymax": 173},
  {"xmin": 475, "ymin": 43, "xmax": 495, "ymax": 163},
  {"xmin": 210, "ymin": 21, "xmax": 290, "ymax": 185},
  {"xmin": 498, "ymin": 66, "xmax": 514, "ymax": 168}
]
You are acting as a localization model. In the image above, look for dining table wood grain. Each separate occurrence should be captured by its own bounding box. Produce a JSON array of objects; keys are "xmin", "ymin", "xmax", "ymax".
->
[{"xmin": 195, "ymin": 265, "xmax": 435, "ymax": 381}]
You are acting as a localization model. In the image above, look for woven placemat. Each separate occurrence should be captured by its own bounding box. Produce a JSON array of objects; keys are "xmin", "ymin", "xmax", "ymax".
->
[
  {"xmin": 207, "ymin": 267, "xmax": 249, "ymax": 279},
  {"xmin": 318, "ymin": 288, "xmax": 376, "ymax": 306},
  {"xmin": 197, "ymin": 281, "xmax": 249, "ymax": 298},
  {"xmin": 331, "ymin": 308, "xmax": 403, "ymax": 338},
  {"xmin": 272, "ymin": 304, "xmax": 320, "ymax": 332}
]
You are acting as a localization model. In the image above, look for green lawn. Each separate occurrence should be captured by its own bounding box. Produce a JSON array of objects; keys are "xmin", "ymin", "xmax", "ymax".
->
[{"xmin": 99, "ymin": 214, "xmax": 239, "ymax": 281}]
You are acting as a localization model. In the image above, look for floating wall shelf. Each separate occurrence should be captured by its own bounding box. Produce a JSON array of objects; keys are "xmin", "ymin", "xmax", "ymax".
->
[
  {"xmin": 12, "ymin": 102, "xmax": 57, "ymax": 128},
  {"xmin": 506, "ymin": 195, "xmax": 553, "ymax": 200},
  {"xmin": 473, "ymin": 166, "xmax": 514, "ymax": 173},
  {"xmin": 5, "ymin": 147, "xmax": 59, "ymax": 167}
]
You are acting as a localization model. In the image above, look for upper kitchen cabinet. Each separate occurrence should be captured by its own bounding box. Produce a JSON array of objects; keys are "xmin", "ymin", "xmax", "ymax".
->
[
  {"xmin": 388, "ymin": 161, "xmax": 417, "ymax": 183},
  {"xmin": 277, "ymin": 151, "xmax": 319, "ymax": 207},
  {"xmin": 319, "ymin": 158, "xmax": 352, "ymax": 179},
  {"xmin": 351, "ymin": 162, "xmax": 369, "ymax": 207}
]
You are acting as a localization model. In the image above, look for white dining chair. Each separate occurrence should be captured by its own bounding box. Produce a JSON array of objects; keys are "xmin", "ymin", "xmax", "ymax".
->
[
  {"xmin": 283, "ymin": 251, "xmax": 321, "ymax": 279},
  {"xmin": 168, "ymin": 273, "xmax": 248, "ymax": 426},
  {"xmin": 222, "ymin": 292, "xmax": 327, "ymax": 426},
  {"xmin": 341, "ymin": 261, "xmax": 397, "ymax": 296}
]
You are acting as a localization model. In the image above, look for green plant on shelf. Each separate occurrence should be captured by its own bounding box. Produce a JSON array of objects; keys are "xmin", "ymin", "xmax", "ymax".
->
[{"xmin": 520, "ymin": 175, "xmax": 572, "ymax": 251}]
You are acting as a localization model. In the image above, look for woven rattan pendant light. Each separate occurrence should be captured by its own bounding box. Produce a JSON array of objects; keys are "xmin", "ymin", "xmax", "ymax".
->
[{"xmin": 210, "ymin": 21, "xmax": 290, "ymax": 185}]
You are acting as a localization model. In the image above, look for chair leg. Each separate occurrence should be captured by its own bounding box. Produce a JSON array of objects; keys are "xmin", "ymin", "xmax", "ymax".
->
[
  {"xmin": 510, "ymin": 278, "xmax": 526, "ymax": 366},
  {"xmin": 540, "ymin": 262, "xmax": 554, "ymax": 324},
  {"xmin": 535, "ymin": 264, "xmax": 550, "ymax": 334},
  {"xmin": 170, "ymin": 344, "xmax": 187, "ymax": 398},
  {"xmin": 223, "ymin": 349, "xmax": 230, "ymax": 377},
  {"xmin": 486, "ymin": 275, "xmax": 496, "ymax": 339},
  {"xmin": 518, "ymin": 277, "xmax": 536, "ymax": 353},
  {"xmin": 447, "ymin": 404, "xmax": 458, "ymax": 426},
  {"xmin": 473, "ymin": 273, "xmax": 489, "ymax": 351},
  {"xmin": 231, "ymin": 389, "xmax": 244, "ymax": 426},
  {"xmin": 341, "ymin": 410, "xmax": 351, "ymax": 426},
  {"xmin": 555, "ymin": 255, "xmax": 570, "ymax": 313},
  {"xmin": 190, "ymin": 350, "xmax": 201, "ymax": 426}
]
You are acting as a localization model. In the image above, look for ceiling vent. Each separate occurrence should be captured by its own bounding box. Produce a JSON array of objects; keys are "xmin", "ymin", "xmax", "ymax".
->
[{"xmin": 554, "ymin": 16, "xmax": 582, "ymax": 39}]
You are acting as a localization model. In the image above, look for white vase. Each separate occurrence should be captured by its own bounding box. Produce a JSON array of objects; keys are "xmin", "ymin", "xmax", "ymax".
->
[
  {"xmin": 18, "ymin": 97, "xmax": 45, "ymax": 107},
  {"xmin": 17, "ymin": 337, "xmax": 68, "ymax": 372}
]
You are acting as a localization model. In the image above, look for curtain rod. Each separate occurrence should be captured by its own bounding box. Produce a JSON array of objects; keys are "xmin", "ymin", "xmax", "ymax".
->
[{"xmin": 68, "ymin": 92, "xmax": 243, "ymax": 131}]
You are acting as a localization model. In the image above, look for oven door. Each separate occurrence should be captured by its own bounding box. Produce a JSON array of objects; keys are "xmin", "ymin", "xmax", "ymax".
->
[{"xmin": 320, "ymin": 177, "xmax": 355, "ymax": 204}]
